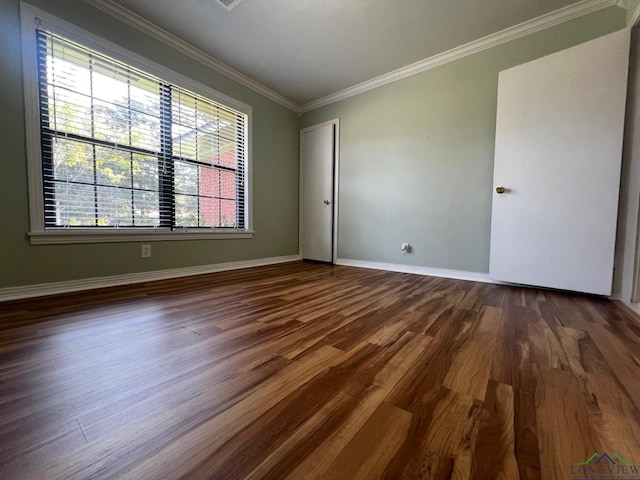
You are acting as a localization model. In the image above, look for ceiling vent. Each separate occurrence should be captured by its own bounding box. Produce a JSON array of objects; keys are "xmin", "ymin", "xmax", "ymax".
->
[{"xmin": 215, "ymin": 0, "xmax": 244, "ymax": 11}]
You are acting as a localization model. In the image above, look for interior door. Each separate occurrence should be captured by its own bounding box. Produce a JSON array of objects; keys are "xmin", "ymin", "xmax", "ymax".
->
[
  {"xmin": 489, "ymin": 30, "xmax": 630, "ymax": 295},
  {"xmin": 302, "ymin": 123, "xmax": 335, "ymax": 262}
]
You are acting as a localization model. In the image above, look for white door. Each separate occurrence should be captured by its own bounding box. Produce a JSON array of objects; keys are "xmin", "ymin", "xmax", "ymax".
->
[
  {"xmin": 489, "ymin": 30, "xmax": 630, "ymax": 295},
  {"xmin": 301, "ymin": 123, "xmax": 336, "ymax": 262}
]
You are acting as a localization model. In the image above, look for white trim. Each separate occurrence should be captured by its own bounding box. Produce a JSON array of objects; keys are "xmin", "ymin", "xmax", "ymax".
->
[
  {"xmin": 336, "ymin": 259, "xmax": 622, "ymax": 297},
  {"xmin": 333, "ymin": 121, "xmax": 341, "ymax": 264},
  {"xmin": 83, "ymin": 0, "xmax": 301, "ymax": 112},
  {"xmin": 83, "ymin": 0, "xmax": 618, "ymax": 112},
  {"xmin": 298, "ymin": 130, "xmax": 304, "ymax": 258},
  {"xmin": 28, "ymin": 229, "xmax": 255, "ymax": 245},
  {"xmin": 21, "ymin": 5, "xmax": 45, "ymax": 233},
  {"xmin": 0, "ymin": 255, "xmax": 301, "ymax": 302},
  {"xmin": 335, "ymin": 258, "xmax": 506, "ymax": 285},
  {"xmin": 620, "ymin": 300, "xmax": 640, "ymax": 316},
  {"xmin": 20, "ymin": 3, "xmax": 254, "ymax": 240},
  {"xmin": 299, "ymin": 119, "xmax": 340, "ymax": 263},
  {"xmin": 301, "ymin": 0, "xmax": 617, "ymax": 111}
]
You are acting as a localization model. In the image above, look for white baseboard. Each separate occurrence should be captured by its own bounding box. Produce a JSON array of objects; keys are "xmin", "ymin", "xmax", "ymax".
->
[
  {"xmin": 335, "ymin": 258, "xmax": 502, "ymax": 284},
  {"xmin": 0, "ymin": 254, "xmax": 302, "ymax": 302},
  {"xmin": 620, "ymin": 299, "xmax": 640, "ymax": 315}
]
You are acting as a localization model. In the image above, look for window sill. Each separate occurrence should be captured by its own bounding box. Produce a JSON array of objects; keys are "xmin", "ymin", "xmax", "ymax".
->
[{"xmin": 28, "ymin": 229, "xmax": 255, "ymax": 245}]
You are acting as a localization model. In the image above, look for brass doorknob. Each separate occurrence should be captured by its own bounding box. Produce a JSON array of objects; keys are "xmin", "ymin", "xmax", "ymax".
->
[
  {"xmin": 496, "ymin": 186, "xmax": 506, "ymax": 194},
  {"xmin": 323, "ymin": 200, "xmax": 331, "ymax": 205}
]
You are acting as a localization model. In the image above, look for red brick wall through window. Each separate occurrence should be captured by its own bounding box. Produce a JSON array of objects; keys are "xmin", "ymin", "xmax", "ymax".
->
[{"xmin": 199, "ymin": 150, "xmax": 238, "ymax": 227}]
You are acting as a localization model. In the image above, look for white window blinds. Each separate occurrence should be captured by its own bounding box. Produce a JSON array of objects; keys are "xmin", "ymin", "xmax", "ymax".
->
[{"xmin": 37, "ymin": 30, "xmax": 248, "ymax": 230}]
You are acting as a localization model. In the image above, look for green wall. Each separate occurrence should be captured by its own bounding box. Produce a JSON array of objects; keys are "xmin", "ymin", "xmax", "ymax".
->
[
  {"xmin": 628, "ymin": 0, "xmax": 640, "ymax": 24},
  {"xmin": 0, "ymin": 0, "xmax": 630, "ymax": 289},
  {"xmin": 0, "ymin": 0, "xmax": 300, "ymax": 288},
  {"xmin": 301, "ymin": 6, "xmax": 627, "ymax": 273}
]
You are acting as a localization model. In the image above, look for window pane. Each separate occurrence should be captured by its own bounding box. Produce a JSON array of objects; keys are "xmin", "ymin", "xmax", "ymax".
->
[
  {"xmin": 200, "ymin": 168, "xmax": 219, "ymax": 199},
  {"xmin": 175, "ymin": 194, "xmax": 199, "ymax": 227},
  {"xmin": 219, "ymin": 170, "xmax": 237, "ymax": 200},
  {"xmin": 52, "ymin": 182, "xmax": 95, "ymax": 226},
  {"xmin": 132, "ymin": 154, "xmax": 159, "ymax": 191},
  {"xmin": 51, "ymin": 138, "xmax": 93, "ymax": 184},
  {"xmin": 219, "ymin": 199, "xmax": 237, "ymax": 227},
  {"xmin": 48, "ymin": 88, "xmax": 93, "ymax": 137},
  {"xmin": 133, "ymin": 190, "xmax": 159, "ymax": 226},
  {"xmin": 97, "ymin": 186, "xmax": 133, "ymax": 226},
  {"xmin": 198, "ymin": 198, "xmax": 238, "ymax": 228},
  {"xmin": 199, "ymin": 195, "xmax": 218, "ymax": 227},
  {"xmin": 93, "ymin": 99, "xmax": 133, "ymax": 147},
  {"xmin": 174, "ymin": 161, "xmax": 200, "ymax": 195},
  {"xmin": 95, "ymin": 147, "xmax": 131, "ymax": 188}
]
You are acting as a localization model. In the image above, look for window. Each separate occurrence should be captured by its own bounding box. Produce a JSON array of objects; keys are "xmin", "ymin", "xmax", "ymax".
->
[{"xmin": 22, "ymin": 6, "xmax": 252, "ymax": 244}]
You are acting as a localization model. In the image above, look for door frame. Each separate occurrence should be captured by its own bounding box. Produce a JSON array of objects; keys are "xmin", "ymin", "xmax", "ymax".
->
[{"xmin": 299, "ymin": 119, "xmax": 340, "ymax": 263}]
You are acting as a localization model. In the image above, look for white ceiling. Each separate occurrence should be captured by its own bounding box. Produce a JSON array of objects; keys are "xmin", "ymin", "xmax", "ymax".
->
[{"xmin": 100, "ymin": 0, "xmax": 617, "ymax": 107}]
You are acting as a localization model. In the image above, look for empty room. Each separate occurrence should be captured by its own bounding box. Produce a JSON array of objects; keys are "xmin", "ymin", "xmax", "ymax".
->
[{"xmin": 2, "ymin": 0, "xmax": 640, "ymax": 478}]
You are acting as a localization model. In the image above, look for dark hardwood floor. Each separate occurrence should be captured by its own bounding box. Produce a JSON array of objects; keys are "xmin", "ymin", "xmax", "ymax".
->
[{"xmin": 1, "ymin": 261, "xmax": 639, "ymax": 479}]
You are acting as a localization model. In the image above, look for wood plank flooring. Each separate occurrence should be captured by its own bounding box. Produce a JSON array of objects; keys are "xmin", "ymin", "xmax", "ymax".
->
[{"xmin": 1, "ymin": 261, "xmax": 639, "ymax": 479}]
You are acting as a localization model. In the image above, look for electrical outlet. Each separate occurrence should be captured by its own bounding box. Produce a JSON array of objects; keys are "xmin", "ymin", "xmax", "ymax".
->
[
  {"xmin": 401, "ymin": 243, "xmax": 411, "ymax": 254},
  {"xmin": 141, "ymin": 244, "xmax": 151, "ymax": 258}
]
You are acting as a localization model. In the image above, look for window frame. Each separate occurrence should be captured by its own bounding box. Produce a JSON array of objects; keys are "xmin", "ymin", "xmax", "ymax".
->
[{"xmin": 20, "ymin": 3, "xmax": 253, "ymax": 244}]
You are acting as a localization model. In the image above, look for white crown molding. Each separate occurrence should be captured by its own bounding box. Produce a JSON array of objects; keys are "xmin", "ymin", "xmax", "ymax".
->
[
  {"xmin": 83, "ymin": 0, "xmax": 619, "ymax": 113},
  {"xmin": 335, "ymin": 258, "xmax": 507, "ymax": 285},
  {"xmin": 83, "ymin": 0, "xmax": 301, "ymax": 112},
  {"xmin": 0, "ymin": 255, "xmax": 301, "ymax": 302},
  {"xmin": 301, "ymin": 0, "xmax": 618, "ymax": 112}
]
